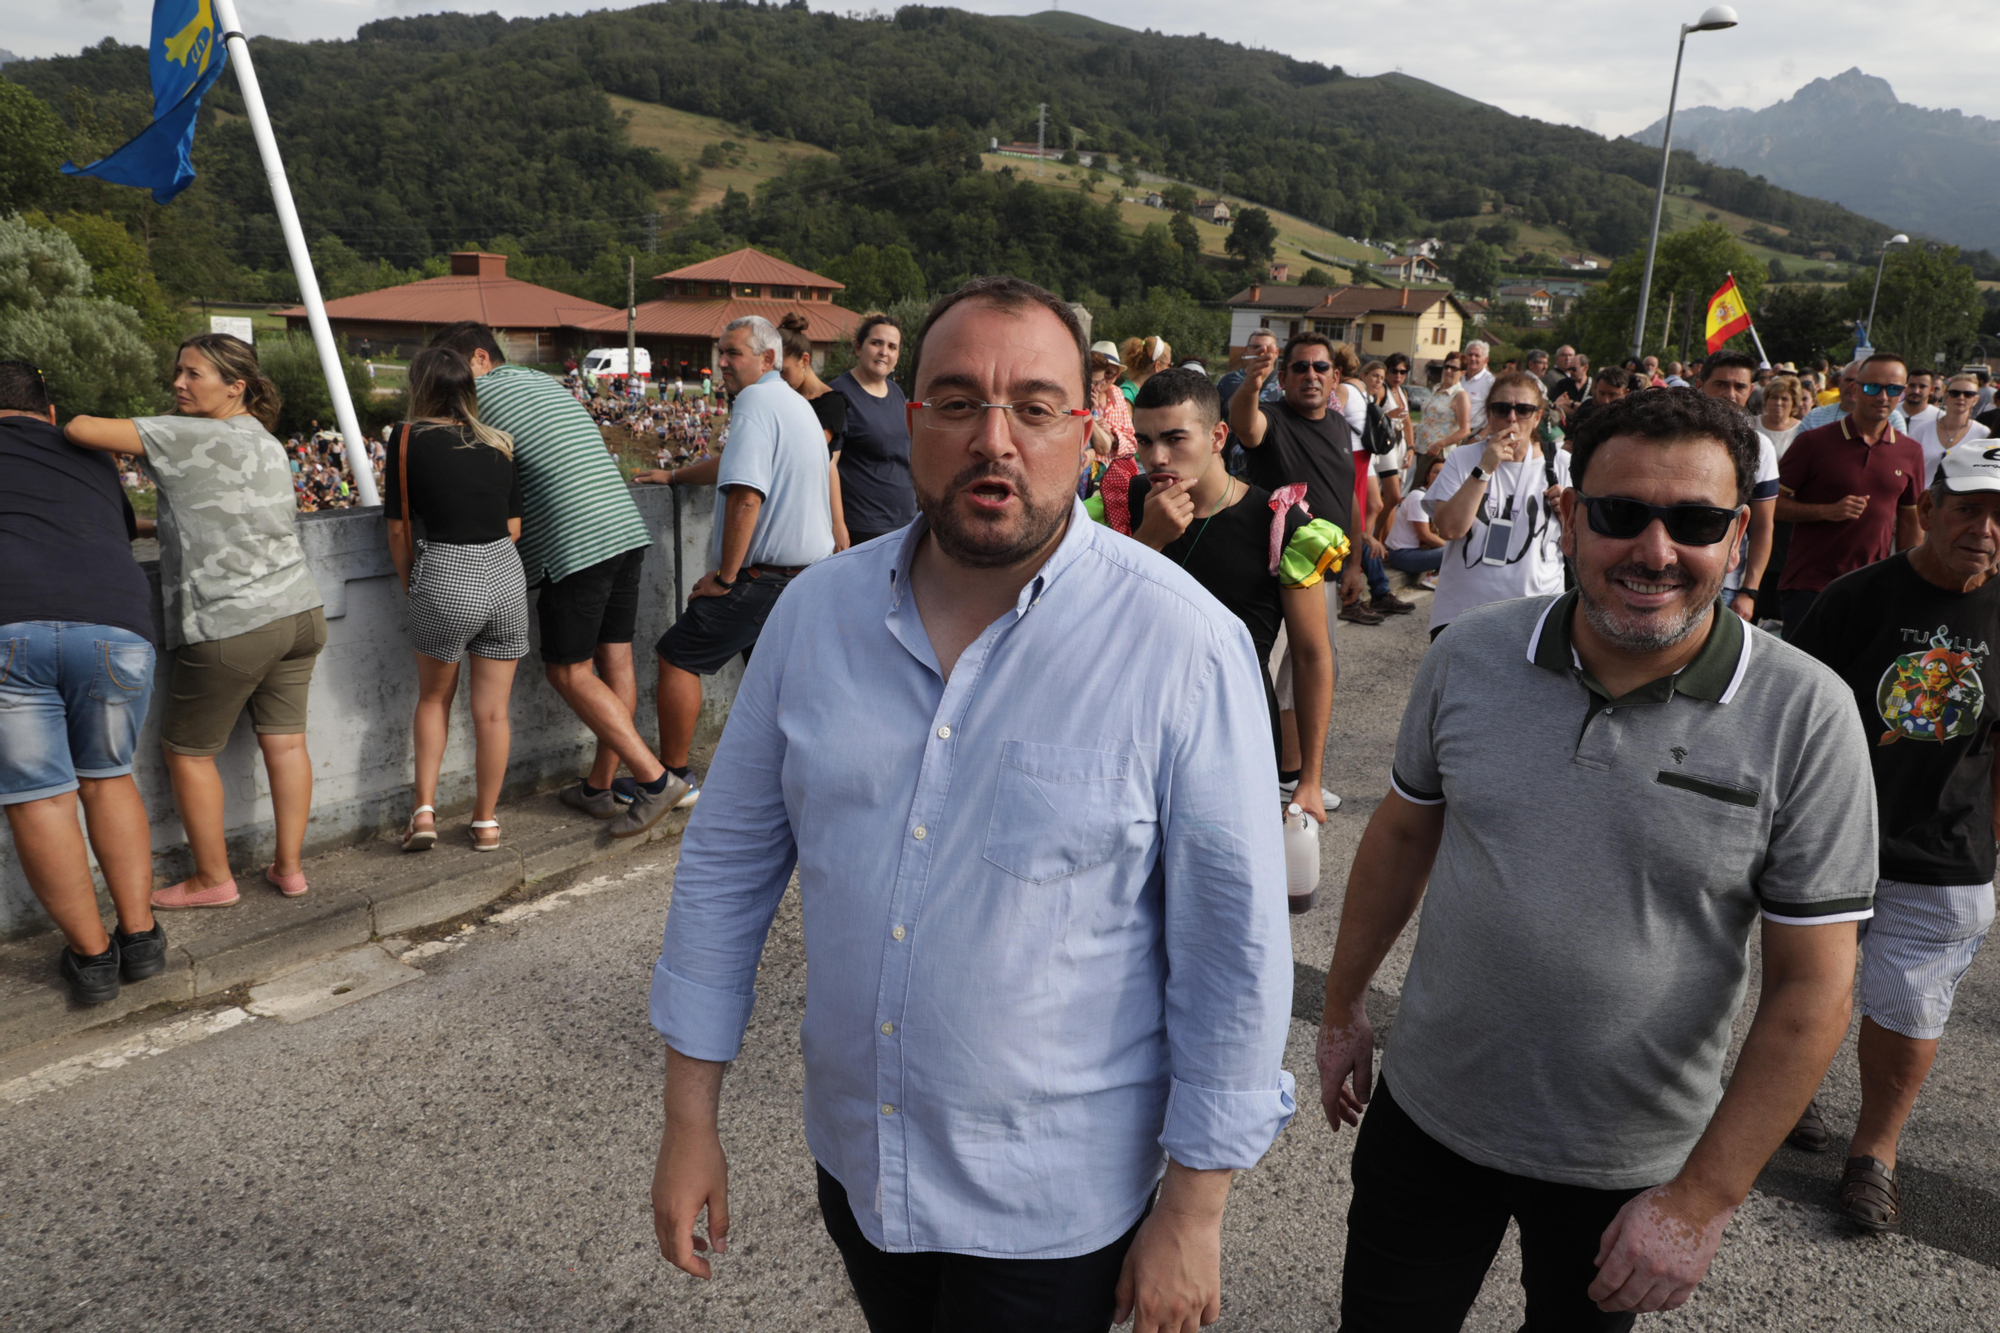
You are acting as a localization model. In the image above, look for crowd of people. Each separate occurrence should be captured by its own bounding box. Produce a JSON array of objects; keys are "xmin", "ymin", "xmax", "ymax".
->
[{"xmin": 3, "ymin": 269, "xmax": 1993, "ymax": 1332}]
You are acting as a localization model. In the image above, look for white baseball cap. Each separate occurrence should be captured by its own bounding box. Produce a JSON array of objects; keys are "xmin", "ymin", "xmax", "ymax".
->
[{"xmin": 1938, "ymin": 440, "xmax": 2000, "ymax": 494}]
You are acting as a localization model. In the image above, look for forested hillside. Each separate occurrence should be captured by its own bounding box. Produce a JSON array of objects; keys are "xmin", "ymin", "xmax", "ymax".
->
[{"xmin": 2, "ymin": 1, "xmax": 1915, "ymax": 313}]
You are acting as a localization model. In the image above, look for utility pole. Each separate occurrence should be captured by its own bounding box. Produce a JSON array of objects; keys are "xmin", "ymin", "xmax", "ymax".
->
[
  {"xmin": 1037, "ymin": 102, "xmax": 1048, "ymax": 176},
  {"xmin": 626, "ymin": 255, "xmax": 638, "ymax": 400}
]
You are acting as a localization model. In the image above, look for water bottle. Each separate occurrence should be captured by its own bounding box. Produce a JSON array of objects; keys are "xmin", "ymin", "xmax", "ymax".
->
[{"xmin": 1284, "ymin": 803, "xmax": 1320, "ymax": 915}]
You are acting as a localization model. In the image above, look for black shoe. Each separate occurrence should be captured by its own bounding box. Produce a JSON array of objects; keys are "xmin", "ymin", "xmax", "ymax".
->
[
  {"xmin": 1339, "ymin": 602, "xmax": 1386, "ymax": 625},
  {"xmin": 115, "ymin": 921, "xmax": 168, "ymax": 982},
  {"xmin": 59, "ymin": 941, "xmax": 122, "ymax": 1006},
  {"xmin": 1370, "ymin": 592, "xmax": 1417, "ymax": 615},
  {"xmin": 1787, "ymin": 1098, "xmax": 1832, "ymax": 1153}
]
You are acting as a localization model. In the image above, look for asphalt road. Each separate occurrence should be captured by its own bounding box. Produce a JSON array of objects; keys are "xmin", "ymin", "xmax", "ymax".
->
[{"xmin": 4, "ymin": 596, "xmax": 1999, "ymax": 1331}]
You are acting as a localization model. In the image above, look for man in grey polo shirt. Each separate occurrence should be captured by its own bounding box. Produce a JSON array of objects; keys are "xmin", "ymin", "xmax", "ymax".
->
[{"xmin": 1316, "ymin": 389, "xmax": 1877, "ymax": 1329}]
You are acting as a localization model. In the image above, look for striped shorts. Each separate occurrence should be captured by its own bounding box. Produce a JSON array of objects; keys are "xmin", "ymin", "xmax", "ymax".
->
[
  {"xmin": 406, "ymin": 538, "xmax": 530, "ymax": 663},
  {"xmin": 1857, "ymin": 878, "xmax": 1996, "ymax": 1041}
]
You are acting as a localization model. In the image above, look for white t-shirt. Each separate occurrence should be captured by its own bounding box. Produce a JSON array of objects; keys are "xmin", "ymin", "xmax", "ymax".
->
[
  {"xmin": 1461, "ymin": 368, "xmax": 1496, "ymax": 432},
  {"xmin": 1337, "ymin": 381, "xmax": 1369, "ymax": 437},
  {"xmin": 1387, "ymin": 487, "xmax": 1431, "ymax": 551},
  {"xmin": 1905, "ymin": 403, "xmax": 1941, "ymax": 435},
  {"xmin": 1910, "ymin": 415, "xmax": 1992, "ymax": 486},
  {"xmin": 1423, "ymin": 443, "xmax": 1571, "ymax": 630},
  {"xmin": 1722, "ymin": 431, "xmax": 1781, "ymax": 596}
]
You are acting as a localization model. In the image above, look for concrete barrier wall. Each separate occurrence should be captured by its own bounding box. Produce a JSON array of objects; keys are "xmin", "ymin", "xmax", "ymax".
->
[{"xmin": 0, "ymin": 484, "xmax": 741, "ymax": 940}]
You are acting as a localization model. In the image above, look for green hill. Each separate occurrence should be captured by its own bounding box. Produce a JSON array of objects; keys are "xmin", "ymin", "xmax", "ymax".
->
[{"xmin": 3, "ymin": 2, "xmax": 1947, "ymax": 313}]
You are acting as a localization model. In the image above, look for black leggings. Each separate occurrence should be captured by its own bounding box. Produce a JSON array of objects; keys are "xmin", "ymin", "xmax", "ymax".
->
[
  {"xmin": 818, "ymin": 1163, "xmax": 1150, "ymax": 1333},
  {"xmin": 1340, "ymin": 1081, "xmax": 1647, "ymax": 1333}
]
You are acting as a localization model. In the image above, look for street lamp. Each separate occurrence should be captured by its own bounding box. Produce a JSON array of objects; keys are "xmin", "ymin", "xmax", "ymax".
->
[
  {"xmin": 1864, "ymin": 233, "xmax": 1911, "ymax": 346},
  {"xmin": 1631, "ymin": 5, "xmax": 1739, "ymax": 362}
]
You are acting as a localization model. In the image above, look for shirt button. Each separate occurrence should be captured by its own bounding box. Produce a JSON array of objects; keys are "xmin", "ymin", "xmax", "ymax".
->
[
  {"xmin": 913, "ymin": 825, "xmax": 926, "ymax": 840},
  {"xmin": 881, "ymin": 1021, "xmax": 895, "ymax": 1035},
  {"xmin": 881, "ymin": 1103, "xmax": 896, "ymax": 1116},
  {"xmin": 892, "ymin": 926, "xmax": 906, "ymax": 940},
  {"xmin": 937, "ymin": 726, "xmax": 951, "ymax": 739}
]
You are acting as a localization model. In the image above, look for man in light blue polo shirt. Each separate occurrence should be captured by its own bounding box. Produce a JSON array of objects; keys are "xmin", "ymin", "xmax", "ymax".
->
[{"xmin": 631, "ymin": 316, "xmax": 833, "ymax": 837}]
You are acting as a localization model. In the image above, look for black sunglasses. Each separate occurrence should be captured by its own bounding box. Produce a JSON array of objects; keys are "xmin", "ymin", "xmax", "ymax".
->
[
  {"xmin": 1290, "ymin": 359, "xmax": 1332, "ymax": 375},
  {"xmin": 1578, "ymin": 493, "xmax": 1740, "ymax": 546},
  {"xmin": 1947, "ymin": 388, "xmax": 1980, "ymax": 398},
  {"xmin": 1486, "ymin": 401, "xmax": 1540, "ymax": 418}
]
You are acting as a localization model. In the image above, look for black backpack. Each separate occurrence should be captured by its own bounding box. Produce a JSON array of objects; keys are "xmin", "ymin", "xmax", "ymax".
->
[{"xmin": 1361, "ymin": 398, "xmax": 1395, "ymax": 456}]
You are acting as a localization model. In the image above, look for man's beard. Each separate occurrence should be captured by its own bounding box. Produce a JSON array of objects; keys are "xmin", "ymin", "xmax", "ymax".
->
[
  {"xmin": 1579, "ymin": 558, "xmax": 1725, "ymax": 653},
  {"xmin": 916, "ymin": 461, "xmax": 1069, "ymax": 570}
]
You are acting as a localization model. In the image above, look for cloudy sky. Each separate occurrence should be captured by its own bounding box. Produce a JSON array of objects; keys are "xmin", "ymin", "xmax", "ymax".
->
[{"xmin": 12, "ymin": 0, "xmax": 2000, "ymax": 138}]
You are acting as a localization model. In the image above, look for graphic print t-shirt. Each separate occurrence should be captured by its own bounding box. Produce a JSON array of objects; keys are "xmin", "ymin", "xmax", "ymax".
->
[{"xmin": 1790, "ymin": 553, "xmax": 2000, "ymax": 885}]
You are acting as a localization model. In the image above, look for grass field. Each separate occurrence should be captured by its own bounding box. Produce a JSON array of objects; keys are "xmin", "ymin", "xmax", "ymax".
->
[
  {"xmin": 609, "ymin": 96, "xmax": 835, "ymax": 211},
  {"xmin": 978, "ymin": 154, "xmax": 1379, "ymax": 283}
]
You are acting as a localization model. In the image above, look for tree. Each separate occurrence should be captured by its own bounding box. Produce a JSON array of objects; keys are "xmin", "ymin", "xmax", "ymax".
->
[
  {"xmin": 1168, "ymin": 210, "xmax": 1201, "ymax": 265},
  {"xmin": 25, "ymin": 209, "xmax": 179, "ymax": 341},
  {"xmin": 1845, "ymin": 244, "xmax": 1982, "ymax": 369},
  {"xmin": 1449, "ymin": 240, "xmax": 1501, "ymax": 298},
  {"xmin": 1119, "ymin": 162, "xmax": 1140, "ymax": 189},
  {"xmin": 1757, "ymin": 285, "xmax": 1850, "ymax": 368},
  {"xmin": 1298, "ymin": 265, "xmax": 1335, "ymax": 287},
  {"xmin": 1224, "ymin": 206, "xmax": 1278, "ymax": 273},
  {"xmin": 256, "ymin": 331, "xmax": 390, "ymax": 437},
  {"xmin": 1558, "ymin": 222, "xmax": 1766, "ymax": 362},
  {"xmin": 1160, "ymin": 183, "xmax": 1197, "ymax": 214},
  {"xmin": 1094, "ymin": 287, "xmax": 1228, "ymax": 366},
  {"xmin": 0, "ymin": 213, "xmax": 163, "ymax": 419},
  {"xmin": 1134, "ymin": 222, "xmax": 1186, "ymax": 294},
  {"xmin": 824, "ymin": 242, "xmax": 928, "ymax": 310},
  {"xmin": 1476, "ymin": 220, "xmax": 1519, "ymax": 250},
  {"xmin": 0, "ymin": 83, "xmax": 68, "ymax": 215}
]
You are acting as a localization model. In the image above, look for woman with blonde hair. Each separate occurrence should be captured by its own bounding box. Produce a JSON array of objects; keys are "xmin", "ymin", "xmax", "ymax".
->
[
  {"xmin": 1912, "ymin": 372, "xmax": 1992, "ymax": 485},
  {"xmin": 66, "ymin": 334, "xmax": 327, "ymax": 906},
  {"xmin": 386, "ymin": 346, "xmax": 527, "ymax": 853},
  {"xmin": 1118, "ymin": 335, "xmax": 1172, "ymax": 402},
  {"xmin": 1759, "ymin": 373, "xmax": 1808, "ymax": 457}
]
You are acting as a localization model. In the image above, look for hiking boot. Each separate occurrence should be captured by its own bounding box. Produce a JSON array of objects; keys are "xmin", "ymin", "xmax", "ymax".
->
[
  {"xmin": 60, "ymin": 940, "xmax": 122, "ymax": 1006},
  {"xmin": 610, "ymin": 773, "xmax": 691, "ymax": 839},
  {"xmin": 559, "ymin": 781, "xmax": 622, "ymax": 820},
  {"xmin": 1370, "ymin": 592, "xmax": 1416, "ymax": 616},
  {"xmin": 1339, "ymin": 601, "xmax": 1386, "ymax": 625},
  {"xmin": 115, "ymin": 921, "xmax": 168, "ymax": 982}
]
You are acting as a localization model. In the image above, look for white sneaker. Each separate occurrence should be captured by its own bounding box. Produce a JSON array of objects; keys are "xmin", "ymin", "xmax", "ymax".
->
[
  {"xmin": 1279, "ymin": 780, "xmax": 1342, "ymax": 812},
  {"xmin": 1417, "ymin": 571, "xmax": 1439, "ymax": 591}
]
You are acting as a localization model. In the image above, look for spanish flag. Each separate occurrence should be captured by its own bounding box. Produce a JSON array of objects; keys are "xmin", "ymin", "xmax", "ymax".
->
[{"xmin": 1704, "ymin": 275, "xmax": 1753, "ymax": 354}]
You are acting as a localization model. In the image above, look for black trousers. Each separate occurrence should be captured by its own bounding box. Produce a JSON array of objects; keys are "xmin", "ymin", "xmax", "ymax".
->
[
  {"xmin": 1340, "ymin": 1081, "xmax": 1646, "ymax": 1333},
  {"xmin": 1778, "ymin": 588, "xmax": 1819, "ymax": 641},
  {"xmin": 817, "ymin": 1163, "xmax": 1150, "ymax": 1333}
]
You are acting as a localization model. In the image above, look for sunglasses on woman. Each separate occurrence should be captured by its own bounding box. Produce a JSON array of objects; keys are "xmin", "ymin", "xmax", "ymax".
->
[
  {"xmin": 1486, "ymin": 401, "xmax": 1540, "ymax": 418},
  {"xmin": 1577, "ymin": 493, "xmax": 1740, "ymax": 546},
  {"xmin": 1947, "ymin": 388, "xmax": 1980, "ymax": 399}
]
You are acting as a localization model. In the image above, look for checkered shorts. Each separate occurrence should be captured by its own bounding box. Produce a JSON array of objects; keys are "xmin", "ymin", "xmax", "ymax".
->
[{"xmin": 406, "ymin": 538, "xmax": 530, "ymax": 662}]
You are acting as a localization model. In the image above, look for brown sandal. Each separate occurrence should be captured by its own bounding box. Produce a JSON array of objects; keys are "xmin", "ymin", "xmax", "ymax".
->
[{"xmin": 1839, "ymin": 1155, "xmax": 1901, "ymax": 1231}]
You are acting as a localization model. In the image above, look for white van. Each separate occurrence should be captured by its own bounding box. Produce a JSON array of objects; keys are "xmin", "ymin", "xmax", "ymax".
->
[{"xmin": 580, "ymin": 347, "xmax": 652, "ymax": 381}]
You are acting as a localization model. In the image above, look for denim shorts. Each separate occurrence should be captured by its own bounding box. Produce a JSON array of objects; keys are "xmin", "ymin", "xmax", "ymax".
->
[{"xmin": 0, "ymin": 621, "xmax": 157, "ymax": 805}]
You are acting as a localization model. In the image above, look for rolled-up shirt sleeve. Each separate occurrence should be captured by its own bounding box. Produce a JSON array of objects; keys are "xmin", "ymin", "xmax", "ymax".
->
[
  {"xmin": 1156, "ymin": 621, "xmax": 1297, "ymax": 1170},
  {"xmin": 650, "ymin": 605, "xmax": 800, "ymax": 1062}
]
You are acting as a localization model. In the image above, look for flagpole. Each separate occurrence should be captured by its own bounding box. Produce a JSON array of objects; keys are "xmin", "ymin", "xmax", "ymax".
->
[
  {"xmin": 210, "ymin": 0, "xmax": 379, "ymax": 508},
  {"xmin": 1724, "ymin": 271, "xmax": 1771, "ymax": 369}
]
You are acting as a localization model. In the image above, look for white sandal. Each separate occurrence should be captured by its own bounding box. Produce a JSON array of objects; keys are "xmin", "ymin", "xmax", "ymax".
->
[
  {"xmin": 402, "ymin": 806, "xmax": 437, "ymax": 853},
  {"xmin": 469, "ymin": 819, "xmax": 502, "ymax": 852}
]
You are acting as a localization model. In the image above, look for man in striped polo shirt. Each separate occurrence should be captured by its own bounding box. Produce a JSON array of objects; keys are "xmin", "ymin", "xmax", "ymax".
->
[{"xmin": 429, "ymin": 323, "xmax": 680, "ymax": 837}]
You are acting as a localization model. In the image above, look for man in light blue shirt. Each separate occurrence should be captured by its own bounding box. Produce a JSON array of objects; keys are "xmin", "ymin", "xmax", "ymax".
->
[
  {"xmin": 634, "ymin": 316, "xmax": 834, "ymax": 836},
  {"xmin": 649, "ymin": 278, "xmax": 1296, "ymax": 1332}
]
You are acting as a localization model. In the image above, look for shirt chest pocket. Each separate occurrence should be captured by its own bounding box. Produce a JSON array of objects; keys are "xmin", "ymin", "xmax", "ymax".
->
[{"xmin": 983, "ymin": 741, "xmax": 1135, "ymax": 884}]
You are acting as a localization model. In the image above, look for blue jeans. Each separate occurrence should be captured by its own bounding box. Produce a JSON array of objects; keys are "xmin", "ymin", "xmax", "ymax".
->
[
  {"xmin": 1362, "ymin": 546, "xmax": 1392, "ymax": 598},
  {"xmin": 1385, "ymin": 546, "xmax": 1444, "ymax": 574},
  {"xmin": 0, "ymin": 622, "xmax": 155, "ymax": 805}
]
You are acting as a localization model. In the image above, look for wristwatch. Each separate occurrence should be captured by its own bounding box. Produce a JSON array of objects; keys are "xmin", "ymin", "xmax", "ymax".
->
[{"xmin": 1468, "ymin": 465, "xmax": 1489, "ymax": 482}]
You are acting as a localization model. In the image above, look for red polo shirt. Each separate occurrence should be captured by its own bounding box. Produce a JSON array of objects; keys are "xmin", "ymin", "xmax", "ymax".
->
[{"xmin": 1776, "ymin": 416, "xmax": 1923, "ymax": 592}]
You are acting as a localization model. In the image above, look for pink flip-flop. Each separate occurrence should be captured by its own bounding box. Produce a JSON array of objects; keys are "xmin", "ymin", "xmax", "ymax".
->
[
  {"xmin": 152, "ymin": 878, "xmax": 240, "ymax": 910},
  {"xmin": 265, "ymin": 865, "xmax": 308, "ymax": 898}
]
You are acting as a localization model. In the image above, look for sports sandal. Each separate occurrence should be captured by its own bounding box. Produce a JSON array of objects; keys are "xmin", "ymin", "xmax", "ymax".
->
[
  {"xmin": 469, "ymin": 819, "xmax": 502, "ymax": 852},
  {"xmin": 402, "ymin": 806, "xmax": 437, "ymax": 853},
  {"xmin": 1839, "ymin": 1155, "xmax": 1901, "ymax": 1231},
  {"xmin": 1787, "ymin": 1098, "xmax": 1832, "ymax": 1153}
]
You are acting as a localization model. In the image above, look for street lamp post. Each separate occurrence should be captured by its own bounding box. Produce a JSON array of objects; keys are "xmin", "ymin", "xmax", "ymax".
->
[
  {"xmin": 1864, "ymin": 233, "xmax": 1911, "ymax": 348},
  {"xmin": 1631, "ymin": 5, "xmax": 1739, "ymax": 362}
]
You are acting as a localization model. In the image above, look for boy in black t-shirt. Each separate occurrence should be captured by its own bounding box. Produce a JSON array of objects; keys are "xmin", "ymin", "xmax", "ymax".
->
[
  {"xmin": 1787, "ymin": 439, "xmax": 2000, "ymax": 1232},
  {"xmin": 1114, "ymin": 369, "xmax": 1348, "ymax": 825}
]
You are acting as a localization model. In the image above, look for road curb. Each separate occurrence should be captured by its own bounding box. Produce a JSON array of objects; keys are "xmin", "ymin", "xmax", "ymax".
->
[{"xmin": 0, "ymin": 789, "xmax": 692, "ymax": 1064}]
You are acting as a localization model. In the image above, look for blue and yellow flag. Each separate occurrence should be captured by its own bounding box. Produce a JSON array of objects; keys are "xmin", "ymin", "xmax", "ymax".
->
[{"xmin": 61, "ymin": 0, "xmax": 229, "ymax": 203}]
